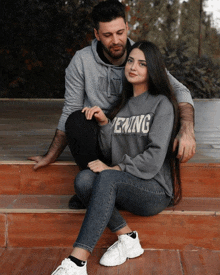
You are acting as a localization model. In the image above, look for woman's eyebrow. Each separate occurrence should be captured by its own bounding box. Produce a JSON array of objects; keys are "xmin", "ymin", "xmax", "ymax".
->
[
  {"xmin": 128, "ymin": 56, "xmax": 146, "ymax": 63},
  {"xmin": 129, "ymin": 57, "xmax": 146, "ymax": 62}
]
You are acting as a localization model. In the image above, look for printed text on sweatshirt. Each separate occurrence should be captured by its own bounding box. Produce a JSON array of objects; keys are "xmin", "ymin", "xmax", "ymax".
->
[{"xmin": 112, "ymin": 114, "xmax": 152, "ymax": 135}]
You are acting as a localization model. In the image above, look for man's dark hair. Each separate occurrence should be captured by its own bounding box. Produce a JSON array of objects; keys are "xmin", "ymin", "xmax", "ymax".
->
[{"xmin": 91, "ymin": 0, "xmax": 126, "ymax": 30}]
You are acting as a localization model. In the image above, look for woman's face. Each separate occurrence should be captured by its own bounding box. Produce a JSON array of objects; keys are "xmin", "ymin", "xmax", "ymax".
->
[{"xmin": 125, "ymin": 48, "xmax": 148, "ymax": 88}]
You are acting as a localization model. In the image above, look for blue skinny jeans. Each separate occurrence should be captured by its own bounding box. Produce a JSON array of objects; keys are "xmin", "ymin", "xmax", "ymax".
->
[{"xmin": 73, "ymin": 169, "xmax": 171, "ymax": 253}]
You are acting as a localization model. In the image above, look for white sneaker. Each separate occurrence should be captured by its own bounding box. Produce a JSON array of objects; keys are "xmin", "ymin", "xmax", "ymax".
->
[
  {"xmin": 99, "ymin": 231, "xmax": 144, "ymax": 266},
  {"xmin": 51, "ymin": 258, "xmax": 87, "ymax": 275}
]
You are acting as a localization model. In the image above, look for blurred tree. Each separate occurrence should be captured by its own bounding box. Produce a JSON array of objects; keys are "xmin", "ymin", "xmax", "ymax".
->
[
  {"xmin": 162, "ymin": 0, "xmax": 181, "ymax": 50},
  {"xmin": 179, "ymin": 0, "xmax": 201, "ymax": 56},
  {"xmin": 178, "ymin": 0, "xmax": 220, "ymax": 59},
  {"xmin": 124, "ymin": 0, "xmax": 181, "ymax": 52},
  {"xmin": 1, "ymin": 0, "xmax": 219, "ymax": 98}
]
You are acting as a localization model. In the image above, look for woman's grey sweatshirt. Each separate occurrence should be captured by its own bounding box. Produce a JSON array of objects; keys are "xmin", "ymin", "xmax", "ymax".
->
[
  {"xmin": 57, "ymin": 39, "xmax": 193, "ymax": 132},
  {"xmin": 99, "ymin": 91, "xmax": 174, "ymax": 197}
]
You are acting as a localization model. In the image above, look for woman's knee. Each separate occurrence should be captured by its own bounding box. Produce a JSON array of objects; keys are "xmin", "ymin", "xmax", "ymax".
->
[
  {"xmin": 100, "ymin": 170, "xmax": 123, "ymax": 180},
  {"xmin": 94, "ymin": 170, "xmax": 121, "ymax": 190},
  {"xmin": 74, "ymin": 169, "xmax": 95, "ymax": 196}
]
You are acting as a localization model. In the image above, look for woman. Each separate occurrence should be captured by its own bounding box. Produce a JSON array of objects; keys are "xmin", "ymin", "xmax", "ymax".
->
[{"xmin": 52, "ymin": 41, "xmax": 181, "ymax": 275}]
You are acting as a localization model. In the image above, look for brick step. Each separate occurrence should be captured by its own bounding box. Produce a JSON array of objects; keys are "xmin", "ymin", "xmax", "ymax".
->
[
  {"xmin": 1, "ymin": 161, "xmax": 220, "ymax": 198},
  {"xmin": 0, "ymin": 196, "xmax": 219, "ymax": 250}
]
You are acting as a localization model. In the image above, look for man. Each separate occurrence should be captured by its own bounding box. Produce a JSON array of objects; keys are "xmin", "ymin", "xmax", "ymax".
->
[{"xmin": 29, "ymin": 0, "xmax": 196, "ymax": 209}]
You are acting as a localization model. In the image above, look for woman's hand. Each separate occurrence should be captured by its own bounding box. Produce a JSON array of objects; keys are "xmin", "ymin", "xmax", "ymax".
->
[
  {"xmin": 88, "ymin": 160, "xmax": 121, "ymax": 173},
  {"xmin": 82, "ymin": 106, "xmax": 108, "ymax": 126}
]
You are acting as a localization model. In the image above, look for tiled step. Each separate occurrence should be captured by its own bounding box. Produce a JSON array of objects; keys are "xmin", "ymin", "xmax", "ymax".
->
[
  {"xmin": 1, "ymin": 161, "xmax": 220, "ymax": 198},
  {"xmin": 0, "ymin": 196, "xmax": 219, "ymax": 250},
  {"xmin": 1, "ymin": 247, "xmax": 220, "ymax": 275}
]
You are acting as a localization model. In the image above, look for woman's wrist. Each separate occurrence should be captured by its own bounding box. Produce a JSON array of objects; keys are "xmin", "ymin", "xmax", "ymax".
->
[
  {"xmin": 98, "ymin": 119, "xmax": 109, "ymax": 126},
  {"xmin": 111, "ymin": 165, "xmax": 121, "ymax": 171}
]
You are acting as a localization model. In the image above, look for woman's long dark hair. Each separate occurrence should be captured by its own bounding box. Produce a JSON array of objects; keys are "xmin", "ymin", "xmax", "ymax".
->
[{"xmin": 109, "ymin": 41, "xmax": 182, "ymax": 205}]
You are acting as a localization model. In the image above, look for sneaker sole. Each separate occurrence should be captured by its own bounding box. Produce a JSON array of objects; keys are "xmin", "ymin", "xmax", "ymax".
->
[
  {"xmin": 100, "ymin": 247, "xmax": 144, "ymax": 267},
  {"xmin": 127, "ymin": 246, "xmax": 144, "ymax": 259}
]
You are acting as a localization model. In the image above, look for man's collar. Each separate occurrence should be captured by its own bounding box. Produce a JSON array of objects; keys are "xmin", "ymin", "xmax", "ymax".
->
[{"xmin": 97, "ymin": 41, "xmax": 112, "ymax": 65}]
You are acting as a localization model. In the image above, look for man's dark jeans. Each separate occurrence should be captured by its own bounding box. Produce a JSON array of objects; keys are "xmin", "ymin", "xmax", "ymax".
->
[{"xmin": 65, "ymin": 110, "xmax": 104, "ymax": 170}]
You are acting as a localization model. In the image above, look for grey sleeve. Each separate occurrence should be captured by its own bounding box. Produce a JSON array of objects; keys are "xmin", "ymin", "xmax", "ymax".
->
[
  {"xmin": 167, "ymin": 71, "xmax": 194, "ymax": 107},
  {"xmin": 57, "ymin": 52, "xmax": 85, "ymax": 132},
  {"xmin": 118, "ymin": 101, "xmax": 174, "ymax": 179},
  {"xmin": 99, "ymin": 122, "xmax": 112, "ymax": 160}
]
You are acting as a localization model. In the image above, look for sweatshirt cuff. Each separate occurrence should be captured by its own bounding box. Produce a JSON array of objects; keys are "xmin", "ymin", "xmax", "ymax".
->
[
  {"xmin": 118, "ymin": 163, "xmax": 126, "ymax": 172},
  {"xmin": 99, "ymin": 121, "xmax": 112, "ymax": 130}
]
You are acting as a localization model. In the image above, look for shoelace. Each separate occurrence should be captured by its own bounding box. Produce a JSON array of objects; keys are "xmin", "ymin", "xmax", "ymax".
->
[
  {"xmin": 54, "ymin": 259, "xmax": 76, "ymax": 274},
  {"xmin": 107, "ymin": 238, "xmax": 124, "ymax": 252}
]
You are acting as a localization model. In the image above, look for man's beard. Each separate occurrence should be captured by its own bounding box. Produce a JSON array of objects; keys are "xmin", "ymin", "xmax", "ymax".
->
[{"xmin": 101, "ymin": 42, "xmax": 127, "ymax": 60}]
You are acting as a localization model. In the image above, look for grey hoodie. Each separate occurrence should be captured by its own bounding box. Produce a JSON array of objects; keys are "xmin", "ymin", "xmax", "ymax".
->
[
  {"xmin": 99, "ymin": 91, "xmax": 175, "ymax": 197},
  {"xmin": 58, "ymin": 39, "xmax": 193, "ymax": 132}
]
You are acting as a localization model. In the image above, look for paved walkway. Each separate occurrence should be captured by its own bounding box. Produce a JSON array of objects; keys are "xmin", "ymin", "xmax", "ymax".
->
[{"xmin": 0, "ymin": 99, "xmax": 220, "ymax": 163}]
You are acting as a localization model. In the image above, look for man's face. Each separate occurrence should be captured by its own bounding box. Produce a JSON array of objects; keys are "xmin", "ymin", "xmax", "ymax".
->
[{"xmin": 94, "ymin": 17, "xmax": 128, "ymax": 60}]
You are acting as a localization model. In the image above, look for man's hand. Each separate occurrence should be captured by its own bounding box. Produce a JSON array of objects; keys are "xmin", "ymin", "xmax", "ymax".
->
[
  {"xmin": 173, "ymin": 103, "xmax": 196, "ymax": 163},
  {"xmin": 173, "ymin": 125, "xmax": 196, "ymax": 163},
  {"xmin": 88, "ymin": 159, "xmax": 121, "ymax": 173},
  {"xmin": 28, "ymin": 129, "xmax": 67, "ymax": 170},
  {"xmin": 28, "ymin": 155, "xmax": 54, "ymax": 170}
]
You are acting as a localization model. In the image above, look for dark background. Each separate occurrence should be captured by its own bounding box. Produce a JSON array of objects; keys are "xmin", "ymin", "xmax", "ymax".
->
[{"xmin": 1, "ymin": 0, "xmax": 220, "ymax": 99}]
